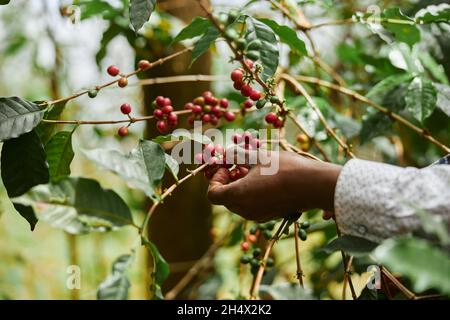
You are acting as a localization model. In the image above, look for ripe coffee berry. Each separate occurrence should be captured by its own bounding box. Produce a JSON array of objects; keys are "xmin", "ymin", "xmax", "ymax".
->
[
  {"xmin": 232, "ymin": 133, "xmax": 242, "ymax": 144},
  {"xmin": 118, "ymin": 126, "xmax": 128, "ymax": 137},
  {"xmin": 210, "ymin": 115, "xmax": 219, "ymax": 126},
  {"xmin": 233, "ymin": 81, "xmax": 243, "ymax": 90},
  {"xmin": 107, "ymin": 65, "xmax": 120, "ymax": 77},
  {"xmin": 205, "ymin": 95, "xmax": 218, "ymax": 106},
  {"xmin": 167, "ymin": 112, "xmax": 178, "ymax": 124},
  {"xmin": 202, "ymin": 114, "xmax": 211, "ymax": 123},
  {"xmin": 156, "ymin": 120, "xmax": 168, "ymax": 133},
  {"xmin": 162, "ymin": 105, "xmax": 173, "ymax": 114},
  {"xmin": 243, "ymin": 100, "xmax": 254, "ymax": 109},
  {"xmin": 153, "ymin": 109, "xmax": 163, "ymax": 118},
  {"xmin": 245, "ymin": 59, "xmax": 254, "ymax": 69},
  {"xmin": 164, "ymin": 97, "xmax": 172, "ymax": 106},
  {"xmin": 118, "ymin": 77, "xmax": 128, "ymax": 88},
  {"xmin": 250, "ymin": 89, "xmax": 261, "ymax": 101},
  {"xmin": 265, "ymin": 112, "xmax": 277, "ymax": 124},
  {"xmin": 273, "ymin": 117, "xmax": 283, "ymax": 128},
  {"xmin": 138, "ymin": 59, "xmax": 151, "ymax": 70},
  {"xmin": 247, "ymin": 234, "xmax": 257, "ymax": 243},
  {"xmin": 220, "ymin": 98, "xmax": 229, "ymax": 108},
  {"xmin": 120, "ymin": 103, "xmax": 132, "ymax": 115},
  {"xmin": 192, "ymin": 105, "xmax": 202, "ymax": 114},
  {"xmin": 155, "ymin": 96, "xmax": 166, "ymax": 108},
  {"xmin": 202, "ymin": 91, "xmax": 213, "ymax": 98},
  {"xmin": 224, "ymin": 111, "xmax": 236, "ymax": 122},
  {"xmin": 231, "ymin": 69, "xmax": 244, "ymax": 82},
  {"xmin": 241, "ymin": 242, "xmax": 250, "ymax": 252},
  {"xmin": 240, "ymin": 84, "xmax": 253, "ymax": 97},
  {"xmin": 184, "ymin": 102, "xmax": 194, "ymax": 110}
]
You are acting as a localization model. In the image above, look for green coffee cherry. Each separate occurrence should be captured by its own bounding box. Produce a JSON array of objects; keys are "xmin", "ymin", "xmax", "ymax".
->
[
  {"xmin": 298, "ymin": 228, "xmax": 307, "ymax": 241},
  {"xmin": 301, "ymin": 221, "xmax": 310, "ymax": 230},
  {"xmin": 249, "ymin": 226, "xmax": 258, "ymax": 235},
  {"xmin": 250, "ymin": 258, "xmax": 260, "ymax": 268},
  {"xmin": 151, "ymin": 101, "xmax": 158, "ymax": 109},
  {"xmin": 240, "ymin": 255, "xmax": 251, "ymax": 264},
  {"xmin": 227, "ymin": 10, "xmax": 239, "ymax": 24},
  {"xmin": 235, "ymin": 39, "xmax": 246, "ymax": 50},
  {"xmin": 266, "ymin": 221, "xmax": 276, "ymax": 231},
  {"xmin": 88, "ymin": 89, "xmax": 98, "ymax": 98},
  {"xmin": 247, "ymin": 39, "xmax": 262, "ymax": 51},
  {"xmin": 251, "ymin": 265, "xmax": 259, "ymax": 276},
  {"xmin": 269, "ymin": 96, "xmax": 280, "ymax": 104},
  {"xmin": 256, "ymin": 99, "xmax": 267, "ymax": 109},
  {"xmin": 246, "ymin": 50, "xmax": 260, "ymax": 61},
  {"xmin": 252, "ymin": 248, "xmax": 261, "ymax": 258},
  {"xmin": 218, "ymin": 12, "xmax": 228, "ymax": 25},
  {"xmin": 266, "ymin": 257, "xmax": 274, "ymax": 267},
  {"xmin": 225, "ymin": 28, "xmax": 239, "ymax": 40},
  {"xmin": 262, "ymin": 229, "xmax": 272, "ymax": 239}
]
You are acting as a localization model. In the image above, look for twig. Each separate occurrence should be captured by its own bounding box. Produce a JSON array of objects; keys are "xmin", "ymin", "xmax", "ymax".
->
[
  {"xmin": 282, "ymin": 74, "xmax": 355, "ymax": 158},
  {"xmin": 249, "ymin": 219, "xmax": 288, "ymax": 299},
  {"xmin": 293, "ymin": 222, "xmax": 304, "ymax": 288},
  {"xmin": 290, "ymin": 74, "xmax": 450, "ymax": 154},
  {"xmin": 138, "ymin": 74, "xmax": 228, "ymax": 86},
  {"xmin": 309, "ymin": 17, "xmax": 417, "ymax": 30},
  {"xmin": 381, "ymin": 267, "xmax": 416, "ymax": 300},
  {"xmin": 42, "ymin": 47, "xmax": 192, "ymax": 107}
]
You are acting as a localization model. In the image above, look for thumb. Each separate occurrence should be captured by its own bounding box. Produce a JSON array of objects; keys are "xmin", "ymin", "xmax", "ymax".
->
[{"xmin": 207, "ymin": 167, "xmax": 234, "ymax": 205}]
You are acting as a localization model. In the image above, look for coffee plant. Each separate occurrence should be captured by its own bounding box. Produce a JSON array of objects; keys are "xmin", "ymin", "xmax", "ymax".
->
[{"xmin": 0, "ymin": 0, "xmax": 449, "ymax": 300}]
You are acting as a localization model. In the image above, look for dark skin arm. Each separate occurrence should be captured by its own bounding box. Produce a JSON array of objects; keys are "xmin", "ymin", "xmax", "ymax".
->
[{"xmin": 207, "ymin": 151, "xmax": 342, "ymax": 222}]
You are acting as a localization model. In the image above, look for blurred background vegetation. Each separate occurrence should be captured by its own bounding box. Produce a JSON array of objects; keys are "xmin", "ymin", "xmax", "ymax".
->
[{"xmin": 0, "ymin": 0, "xmax": 449, "ymax": 299}]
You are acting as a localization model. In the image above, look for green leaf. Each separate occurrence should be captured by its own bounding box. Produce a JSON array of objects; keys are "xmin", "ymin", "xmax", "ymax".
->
[
  {"xmin": 0, "ymin": 0, "xmax": 10, "ymax": 5},
  {"xmin": 45, "ymin": 131, "xmax": 75, "ymax": 182},
  {"xmin": 36, "ymin": 101, "xmax": 67, "ymax": 145},
  {"xmin": 152, "ymin": 131, "xmax": 212, "ymax": 145},
  {"xmin": 405, "ymin": 76, "xmax": 437, "ymax": 122},
  {"xmin": 373, "ymin": 237, "xmax": 450, "ymax": 295},
  {"xmin": 415, "ymin": 4, "xmax": 450, "ymax": 24},
  {"xmin": 382, "ymin": 8, "xmax": 420, "ymax": 48},
  {"xmin": 322, "ymin": 235, "xmax": 378, "ymax": 257},
  {"xmin": 172, "ymin": 17, "xmax": 212, "ymax": 44},
  {"xmin": 139, "ymin": 140, "xmax": 166, "ymax": 191},
  {"xmin": 191, "ymin": 26, "xmax": 220, "ymax": 65},
  {"xmin": 366, "ymin": 73, "xmax": 413, "ymax": 105},
  {"xmin": 12, "ymin": 203, "xmax": 38, "ymax": 231},
  {"xmin": 0, "ymin": 97, "xmax": 44, "ymax": 141},
  {"xmin": 165, "ymin": 154, "xmax": 179, "ymax": 181},
  {"xmin": 259, "ymin": 283, "xmax": 314, "ymax": 300},
  {"xmin": 12, "ymin": 177, "xmax": 134, "ymax": 234},
  {"xmin": 130, "ymin": 0, "xmax": 156, "ymax": 32},
  {"xmin": 143, "ymin": 238, "xmax": 169, "ymax": 300},
  {"xmin": 1, "ymin": 130, "xmax": 49, "ymax": 197},
  {"xmin": 77, "ymin": 0, "xmax": 118, "ymax": 20},
  {"xmin": 95, "ymin": 23, "xmax": 121, "ymax": 65},
  {"xmin": 246, "ymin": 17, "xmax": 279, "ymax": 81},
  {"xmin": 97, "ymin": 254, "xmax": 133, "ymax": 300},
  {"xmin": 418, "ymin": 52, "xmax": 449, "ymax": 85},
  {"xmin": 360, "ymin": 112, "xmax": 393, "ymax": 144},
  {"xmin": 258, "ymin": 18, "xmax": 307, "ymax": 56},
  {"xmin": 435, "ymin": 83, "xmax": 450, "ymax": 117}
]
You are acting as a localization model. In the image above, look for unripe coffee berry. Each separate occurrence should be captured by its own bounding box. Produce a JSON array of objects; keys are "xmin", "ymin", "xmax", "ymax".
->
[
  {"xmin": 118, "ymin": 77, "xmax": 128, "ymax": 88},
  {"xmin": 252, "ymin": 248, "xmax": 261, "ymax": 258},
  {"xmin": 107, "ymin": 65, "xmax": 120, "ymax": 77},
  {"xmin": 298, "ymin": 228, "xmax": 307, "ymax": 241},
  {"xmin": 300, "ymin": 221, "xmax": 310, "ymax": 229},
  {"xmin": 118, "ymin": 126, "xmax": 128, "ymax": 137},
  {"xmin": 88, "ymin": 89, "xmax": 98, "ymax": 98},
  {"xmin": 240, "ymin": 255, "xmax": 251, "ymax": 264},
  {"xmin": 194, "ymin": 96, "xmax": 205, "ymax": 106},
  {"xmin": 120, "ymin": 103, "xmax": 132, "ymax": 115},
  {"xmin": 138, "ymin": 59, "xmax": 151, "ymax": 70}
]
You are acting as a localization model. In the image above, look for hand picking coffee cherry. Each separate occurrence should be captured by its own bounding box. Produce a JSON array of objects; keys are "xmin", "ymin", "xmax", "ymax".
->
[
  {"xmin": 120, "ymin": 103, "xmax": 132, "ymax": 115},
  {"xmin": 118, "ymin": 126, "xmax": 129, "ymax": 137},
  {"xmin": 107, "ymin": 65, "xmax": 120, "ymax": 77}
]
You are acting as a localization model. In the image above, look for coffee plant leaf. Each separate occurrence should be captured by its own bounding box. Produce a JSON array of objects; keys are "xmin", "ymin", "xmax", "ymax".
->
[
  {"xmin": 165, "ymin": 154, "xmax": 179, "ymax": 181},
  {"xmin": 366, "ymin": 73, "xmax": 413, "ymax": 105},
  {"xmin": 259, "ymin": 283, "xmax": 315, "ymax": 300},
  {"xmin": 258, "ymin": 18, "xmax": 307, "ymax": 56},
  {"xmin": 381, "ymin": 8, "xmax": 421, "ymax": 48},
  {"xmin": 246, "ymin": 17, "xmax": 279, "ymax": 81},
  {"xmin": 77, "ymin": 0, "xmax": 118, "ymax": 20},
  {"xmin": 191, "ymin": 26, "xmax": 220, "ymax": 66},
  {"xmin": 1, "ymin": 130, "xmax": 49, "ymax": 198},
  {"xmin": 97, "ymin": 254, "xmax": 133, "ymax": 300},
  {"xmin": 360, "ymin": 112, "xmax": 393, "ymax": 144},
  {"xmin": 143, "ymin": 238, "xmax": 169, "ymax": 299},
  {"xmin": 12, "ymin": 177, "xmax": 134, "ymax": 234},
  {"xmin": 172, "ymin": 17, "xmax": 212, "ymax": 44},
  {"xmin": 12, "ymin": 203, "xmax": 38, "ymax": 231},
  {"xmin": 36, "ymin": 101, "xmax": 67, "ymax": 145},
  {"xmin": 139, "ymin": 140, "xmax": 166, "ymax": 192},
  {"xmin": 322, "ymin": 235, "xmax": 378, "ymax": 257},
  {"xmin": 0, "ymin": 0, "xmax": 10, "ymax": 5},
  {"xmin": 405, "ymin": 76, "xmax": 437, "ymax": 122},
  {"xmin": 0, "ymin": 97, "xmax": 44, "ymax": 141},
  {"xmin": 435, "ymin": 83, "xmax": 450, "ymax": 117},
  {"xmin": 130, "ymin": 0, "xmax": 156, "ymax": 32},
  {"xmin": 373, "ymin": 237, "xmax": 450, "ymax": 295},
  {"xmin": 415, "ymin": 4, "xmax": 450, "ymax": 24},
  {"xmin": 45, "ymin": 131, "xmax": 75, "ymax": 182}
]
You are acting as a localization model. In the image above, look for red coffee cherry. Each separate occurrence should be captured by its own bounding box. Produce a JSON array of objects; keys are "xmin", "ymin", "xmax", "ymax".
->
[
  {"xmin": 120, "ymin": 103, "xmax": 132, "ymax": 115},
  {"xmin": 241, "ymin": 242, "xmax": 250, "ymax": 252},
  {"xmin": 245, "ymin": 59, "xmax": 254, "ymax": 69},
  {"xmin": 192, "ymin": 105, "xmax": 202, "ymax": 114},
  {"xmin": 204, "ymin": 143, "xmax": 216, "ymax": 156},
  {"xmin": 231, "ymin": 68, "xmax": 244, "ymax": 82},
  {"xmin": 265, "ymin": 112, "xmax": 277, "ymax": 124},
  {"xmin": 250, "ymin": 89, "xmax": 261, "ymax": 101},
  {"xmin": 296, "ymin": 134, "xmax": 308, "ymax": 143},
  {"xmin": 243, "ymin": 132, "xmax": 253, "ymax": 144},
  {"xmin": 220, "ymin": 98, "xmax": 229, "ymax": 108},
  {"xmin": 205, "ymin": 95, "xmax": 218, "ymax": 106},
  {"xmin": 153, "ymin": 109, "xmax": 163, "ymax": 118},
  {"xmin": 195, "ymin": 153, "xmax": 204, "ymax": 164},
  {"xmin": 247, "ymin": 234, "xmax": 257, "ymax": 243},
  {"xmin": 210, "ymin": 115, "xmax": 219, "ymax": 126},
  {"xmin": 211, "ymin": 106, "xmax": 222, "ymax": 117},
  {"xmin": 187, "ymin": 115, "xmax": 195, "ymax": 126},
  {"xmin": 156, "ymin": 120, "xmax": 169, "ymax": 133},
  {"xmin": 107, "ymin": 65, "xmax": 120, "ymax": 77},
  {"xmin": 162, "ymin": 105, "xmax": 173, "ymax": 114},
  {"xmin": 232, "ymin": 133, "xmax": 242, "ymax": 144},
  {"xmin": 240, "ymin": 84, "xmax": 253, "ymax": 97},
  {"xmin": 243, "ymin": 100, "xmax": 254, "ymax": 109},
  {"xmin": 163, "ymin": 97, "xmax": 172, "ymax": 106},
  {"xmin": 273, "ymin": 117, "xmax": 283, "ymax": 128},
  {"xmin": 202, "ymin": 114, "xmax": 211, "ymax": 123},
  {"xmin": 155, "ymin": 96, "xmax": 166, "ymax": 108},
  {"xmin": 118, "ymin": 126, "xmax": 128, "ymax": 137},
  {"xmin": 202, "ymin": 91, "xmax": 213, "ymax": 98},
  {"xmin": 138, "ymin": 60, "xmax": 151, "ymax": 70},
  {"xmin": 224, "ymin": 111, "xmax": 236, "ymax": 121},
  {"xmin": 184, "ymin": 102, "xmax": 194, "ymax": 110},
  {"xmin": 118, "ymin": 77, "xmax": 128, "ymax": 88},
  {"xmin": 233, "ymin": 81, "xmax": 243, "ymax": 90},
  {"xmin": 167, "ymin": 112, "xmax": 178, "ymax": 124},
  {"xmin": 251, "ymin": 138, "xmax": 261, "ymax": 149}
]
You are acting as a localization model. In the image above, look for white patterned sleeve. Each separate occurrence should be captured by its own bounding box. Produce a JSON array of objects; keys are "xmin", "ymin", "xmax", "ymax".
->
[{"xmin": 334, "ymin": 158, "xmax": 450, "ymax": 243}]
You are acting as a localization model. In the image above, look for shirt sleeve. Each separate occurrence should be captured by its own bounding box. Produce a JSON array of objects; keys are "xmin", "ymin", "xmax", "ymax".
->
[{"xmin": 334, "ymin": 158, "xmax": 450, "ymax": 243}]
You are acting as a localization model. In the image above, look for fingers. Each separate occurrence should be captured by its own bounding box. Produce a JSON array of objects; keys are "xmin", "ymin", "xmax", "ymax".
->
[
  {"xmin": 207, "ymin": 167, "xmax": 234, "ymax": 205},
  {"xmin": 224, "ymin": 145, "xmax": 273, "ymax": 167}
]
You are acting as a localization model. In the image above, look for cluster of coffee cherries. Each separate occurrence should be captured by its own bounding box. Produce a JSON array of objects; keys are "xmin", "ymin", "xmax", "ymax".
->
[
  {"xmin": 297, "ymin": 221, "xmax": 310, "ymax": 241},
  {"xmin": 185, "ymin": 91, "xmax": 236, "ymax": 127},
  {"xmin": 240, "ymin": 222, "xmax": 276, "ymax": 275},
  {"xmin": 151, "ymin": 96, "xmax": 179, "ymax": 134},
  {"xmin": 117, "ymin": 102, "xmax": 133, "ymax": 137},
  {"xmin": 230, "ymin": 60, "xmax": 266, "ymax": 110},
  {"xmin": 197, "ymin": 131, "xmax": 261, "ymax": 180}
]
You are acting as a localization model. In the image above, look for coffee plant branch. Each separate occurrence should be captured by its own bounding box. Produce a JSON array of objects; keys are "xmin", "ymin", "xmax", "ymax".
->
[
  {"xmin": 309, "ymin": 17, "xmax": 417, "ymax": 30},
  {"xmin": 290, "ymin": 74, "xmax": 450, "ymax": 154},
  {"xmin": 294, "ymin": 222, "xmax": 305, "ymax": 288}
]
